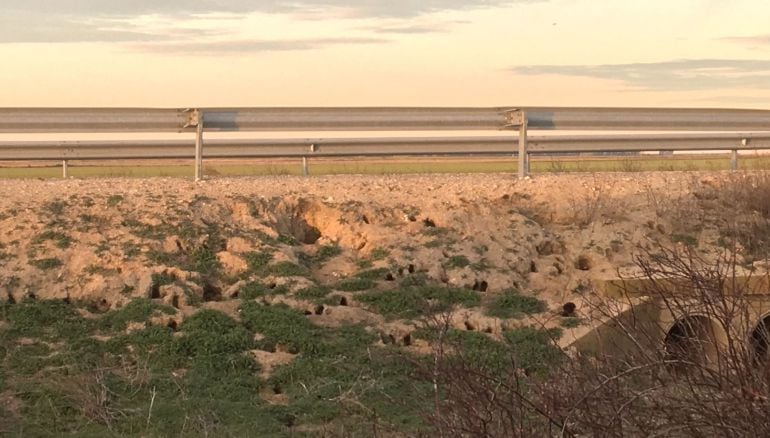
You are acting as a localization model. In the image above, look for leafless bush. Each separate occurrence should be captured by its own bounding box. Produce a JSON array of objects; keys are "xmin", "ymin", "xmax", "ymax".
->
[
  {"xmin": 55, "ymin": 369, "xmax": 128, "ymax": 429},
  {"xmin": 644, "ymin": 176, "xmax": 707, "ymax": 237},
  {"xmin": 417, "ymin": 311, "xmax": 565, "ymax": 437},
  {"xmin": 547, "ymin": 159, "xmax": 567, "ymax": 173},
  {"xmin": 567, "ymin": 178, "xmax": 611, "ymax": 228},
  {"xmin": 417, "ymin": 243, "xmax": 770, "ymax": 437},
  {"xmin": 617, "ymin": 157, "xmax": 642, "ymax": 173},
  {"xmin": 543, "ymin": 245, "xmax": 770, "ymax": 437},
  {"xmin": 712, "ymin": 172, "xmax": 770, "ymax": 259}
]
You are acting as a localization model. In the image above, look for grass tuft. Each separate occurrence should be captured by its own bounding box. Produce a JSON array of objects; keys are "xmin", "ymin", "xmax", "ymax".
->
[
  {"xmin": 358, "ymin": 286, "xmax": 481, "ymax": 319},
  {"xmin": 486, "ymin": 289, "xmax": 547, "ymax": 319}
]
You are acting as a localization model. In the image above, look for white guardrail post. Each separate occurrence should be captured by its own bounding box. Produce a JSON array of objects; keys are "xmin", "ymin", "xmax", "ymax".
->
[
  {"xmin": 185, "ymin": 109, "xmax": 204, "ymax": 181},
  {"xmin": 507, "ymin": 110, "xmax": 528, "ymax": 179},
  {"xmin": 733, "ymin": 138, "xmax": 748, "ymax": 171},
  {"xmin": 62, "ymin": 160, "xmax": 68, "ymax": 178}
]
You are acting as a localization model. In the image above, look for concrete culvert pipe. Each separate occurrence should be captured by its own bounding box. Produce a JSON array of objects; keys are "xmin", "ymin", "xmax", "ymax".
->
[
  {"xmin": 750, "ymin": 315, "xmax": 770, "ymax": 365},
  {"xmin": 664, "ymin": 315, "xmax": 722, "ymax": 367}
]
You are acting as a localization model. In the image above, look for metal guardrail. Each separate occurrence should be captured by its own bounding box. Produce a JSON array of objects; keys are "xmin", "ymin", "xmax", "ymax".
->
[
  {"xmin": 3, "ymin": 133, "xmax": 769, "ymax": 159},
  {"xmin": 5, "ymin": 107, "xmax": 770, "ymax": 132},
  {"xmin": 1, "ymin": 107, "xmax": 769, "ymax": 179}
]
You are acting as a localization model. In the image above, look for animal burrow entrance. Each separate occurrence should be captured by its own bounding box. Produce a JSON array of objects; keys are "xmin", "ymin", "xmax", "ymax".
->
[
  {"xmin": 272, "ymin": 201, "xmax": 323, "ymax": 245},
  {"xmin": 202, "ymin": 282, "xmax": 222, "ymax": 302},
  {"xmin": 150, "ymin": 284, "xmax": 161, "ymax": 299},
  {"xmin": 472, "ymin": 280, "xmax": 488, "ymax": 292},
  {"xmin": 575, "ymin": 255, "xmax": 593, "ymax": 271}
]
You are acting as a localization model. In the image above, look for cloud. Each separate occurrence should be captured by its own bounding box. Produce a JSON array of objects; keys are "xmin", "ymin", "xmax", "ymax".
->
[
  {"xmin": 721, "ymin": 34, "xmax": 770, "ymax": 47},
  {"xmin": 367, "ymin": 24, "xmax": 448, "ymax": 34},
  {"xmin": 134, "ymin": 37, "xmax": 388, "ymax": 54},
  {"xmin": 509, "ymin": 59, "xmax": 770, "ymax": 91},
  {"xmin": 2, "ymin": 1, "xmax": 523, "ymax": 19},
  {"xmin": 0, "ymin": 1, "xmax": 528, "ymax": 49},
  {"xmin": 0, "ymin": 12, "xmax": 226, "ymax": 43}
]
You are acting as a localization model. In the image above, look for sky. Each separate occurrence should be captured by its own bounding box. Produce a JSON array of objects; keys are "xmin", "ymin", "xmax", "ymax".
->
[{"xmin": 1, "ymin": 0, "xmax": 769, "ymax": 109}]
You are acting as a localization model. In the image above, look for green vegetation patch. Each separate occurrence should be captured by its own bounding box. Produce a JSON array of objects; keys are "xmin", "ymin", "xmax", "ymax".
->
[
  {"xmin": 238, "ymin": 281, "xmax": 289, "ymax": 300},
  {"xmin": 106, "ymin": 194, "xmax": 124, "ymax": 207},
  {"xmin": 672, "ymin": 233, "xmax": 698, "ymax": 247},
  {"xmin": 399, "ymin": 273, "xmax": 428, "ymax": 288},
  {"xmin": 239, "ymin": 301, "xmax": 323, "ymax": 354},
  {"xmin": 503, "ymin": 327, "xmax": 564, "ymax": 375},
  {"xmin": 268, "ymin": 261, "xmax": 309, "ymax": 278},
  {"xmin": 239, "ymin": 301, "xmax": 429, "ymax": 432},
  {"xmin": 0, "ymin": 293, "xmax": 440, "ymax": 435},
  {"xmin": 177, "ymin": 309, "xmax": 252, "ymax": 358},
  {"xmin": 187, "ymin": 246, "xmax": 221, "ymax": 277},
  {"xmin": 420, "ymin": 326, "xmax": 564, "ymax": 377},
  {"xmin": 445, "ymin": 255, "xmax": 471, "ymax": 269},
  {"xmin": 486, "ymin": 289, "xmax": 547, "ymax": 319},
  {"xmin": 358, "ymin": 286, "xmax": 481, "ymax": 319},
  {"xmin": 32, "ymin": 230, "xmax": 72, "ymax": 249},
  {"xmin": 561, "ymin": 317, "xmax": 582, "ymax": 328},
  {"xmin": 43, "ymin": 200, "xmax": 67, "ymax": 216},
  {"xmin": 243, "ymin": 252, "xmax": 309, "ymax": 278},
  {"xmin": 0, "ymin": 300, "xmax": 295, "ymax": 436},
  {"xmin": 1, "ymin": 299, "xmax": 94, "ymax": 342},
  {"xmin": 354, "ymin": 267, "xmax": 392, "ymax": 280},
  {"xmin": 243, "ymin": 250, "xmax": 273, "ymax": 274},
  {"xmin": 336, "ymin": 277, "xmax": 376, "ymax": 292},
  {"xmin": 29, "ymin": 257, "xmax": 62, "ymax": 270},
  {"xmin": 3, "ymin": 155, "xmax": 770, "ymax": 180},
  {"xmin": 98, "ymin": 299, "xmax": 176, "ymax": 331},
  {"xmin": 312, "ymin": 244, "xmax": 342, "ymax": 264},
  {"xmin": 294, "ymin": 285, "xmax": 332, "ymax": 301},
  {"xmin": 370, "ymin": 247, "xmax": 390, "ymax": 260}
]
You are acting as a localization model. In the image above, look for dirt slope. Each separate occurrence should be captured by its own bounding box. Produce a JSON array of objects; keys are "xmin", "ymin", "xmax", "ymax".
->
[{"xmin": 0, "ymin": 171, "xmax": 759, "ymax": 343}]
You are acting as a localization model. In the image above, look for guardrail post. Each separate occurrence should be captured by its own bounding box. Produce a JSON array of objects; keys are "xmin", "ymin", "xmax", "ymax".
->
[
  {"xmin": 62, "ymin": 160, "xmax": 68, "ymax": 178},
  {"xmin": 731, "ymin": 138, "xmax": 749, "ymax": 171},
  {"xmin": 184, "ymin": 109, "xmax": 205, "ymax": 181},
  {"xmin": 518, "ymin": 111, "xmax": 529, "ymax": 179},
  {"xmin": 730, "ymin": 149, "xmax": 738, "ymax": 171},
  {"xmin": 302, "ymin": 157, "xmax": 309, "ymax": 176},
  {"xmin": 195, "ymin": 111, "xmax": 204, "ymax": 181}
]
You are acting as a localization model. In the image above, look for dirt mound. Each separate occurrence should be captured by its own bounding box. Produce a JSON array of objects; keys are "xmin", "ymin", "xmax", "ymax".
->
[{"xmin": 0, "ymin": 171, "xmax": 765, "ymax": 340}]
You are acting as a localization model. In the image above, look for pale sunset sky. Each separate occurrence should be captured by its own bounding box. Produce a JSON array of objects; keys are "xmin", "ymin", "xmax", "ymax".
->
[{"xmin": 1, "ymin": 0, "xmax": 769, "ymax": 108}]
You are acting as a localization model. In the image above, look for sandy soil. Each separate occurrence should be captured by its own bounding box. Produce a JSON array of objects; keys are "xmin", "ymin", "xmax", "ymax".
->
[{"xmin": 0, "ymin": 171, "xmax": 754, "ymax": 354}]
